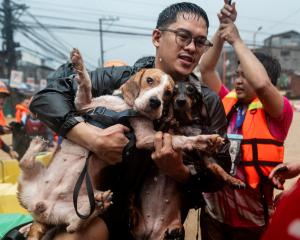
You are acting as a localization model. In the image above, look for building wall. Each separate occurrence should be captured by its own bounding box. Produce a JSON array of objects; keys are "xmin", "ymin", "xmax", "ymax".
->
[{"xmin": 290, "ymin": 74, "xmax": 300, "ymax": 97}]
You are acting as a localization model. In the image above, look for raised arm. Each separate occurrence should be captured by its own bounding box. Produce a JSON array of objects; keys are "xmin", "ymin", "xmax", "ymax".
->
[
  {"xmin": 199, "ymin": 0, "xmax": 237, "ymax": 94},
  {"xmin": 30, "ymin": 62, "xmax": 134, "ymax": 163},
  {"xmin": 219, "ymin": 22, "xmax": 284, "ymax": 118}
]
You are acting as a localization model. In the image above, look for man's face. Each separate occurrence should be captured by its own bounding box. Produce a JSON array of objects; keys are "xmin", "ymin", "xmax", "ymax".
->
[
  {"xmin": 153, "ymin": 14, "xmax": 209, "ymax": 80},
  {"xmin": 234, "ymin": 65, "xmax": 257, "ymax": 103},
  {"xmin": 0, "ymin": 97, "xmax": 6, "ymax": 109}
]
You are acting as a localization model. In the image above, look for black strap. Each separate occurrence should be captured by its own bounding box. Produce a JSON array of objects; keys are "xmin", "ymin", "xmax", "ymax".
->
[
  {"xmin": 73, "ymin": 151, "xmax": 95, "ymax": 219},
  {"xmin": 248, "ymin": 140, "xmax": 270, "ymax": 224},
  {"xmin": 240, "ymin": 161, "xmax": 279, "ymax": 167},
  {"xmin": 242, "ymin": 138, "xmax": 283, "ymax": 146}
]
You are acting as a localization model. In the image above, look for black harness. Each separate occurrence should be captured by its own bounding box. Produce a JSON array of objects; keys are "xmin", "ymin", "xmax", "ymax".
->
[{"xmin": 73, "ymin": 106, "xmax": 138, "ymax": 219}]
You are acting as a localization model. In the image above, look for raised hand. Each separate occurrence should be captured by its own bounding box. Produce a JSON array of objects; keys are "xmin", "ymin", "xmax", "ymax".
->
[{"xmin": 218, "ymin": 0, "xmax": 237, "ymax": 23}]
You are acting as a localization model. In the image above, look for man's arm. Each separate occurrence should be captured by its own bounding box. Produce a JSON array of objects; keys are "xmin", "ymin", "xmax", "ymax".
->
[
  {"xmin": 30, "ymin": 62, "xmax": 134, "ymax": 162},
  {"xmin": 199, "ymin": 0, "xmax": 236, "ymax": 94},
  {"xmin": 219, "ymin": 22, "xmax": 284, "ymax": 118}
]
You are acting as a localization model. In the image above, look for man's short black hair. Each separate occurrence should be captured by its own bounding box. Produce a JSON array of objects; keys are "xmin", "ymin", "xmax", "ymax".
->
[
  {"xmin": 156, "ymin": 2, "xmax": 209, "ymax": 29},
  {"xmin": 254, "ymin": 52, "xmax": 281, "ymax": 86}
]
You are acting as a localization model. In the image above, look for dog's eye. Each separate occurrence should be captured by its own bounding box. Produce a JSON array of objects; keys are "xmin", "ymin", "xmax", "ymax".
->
[
  {"xmin": 187, "ymin": 85, "xmax": 195, "ymax": 94},
  {"xmin": 146, "ymin": 77, "xmax": 154, "ymax": 85}
]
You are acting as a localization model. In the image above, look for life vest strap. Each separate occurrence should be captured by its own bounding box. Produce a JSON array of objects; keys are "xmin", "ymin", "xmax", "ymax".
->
[
  {"xmin": 242, "ymin": 138, "xmax": 283, "ymax": 146},
  {"xmin": 240, "ymin": 161, "xmax": 279, "ymax": 167}
]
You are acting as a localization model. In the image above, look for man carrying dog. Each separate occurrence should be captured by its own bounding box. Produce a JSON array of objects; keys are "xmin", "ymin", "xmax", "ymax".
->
[
  {"xmin": 199, "ymin": 1, "xmax": 294, "ymax": 239},
  {"xmin": 30, "ymin": 2, "xmax": 231, "ymax": 239}
]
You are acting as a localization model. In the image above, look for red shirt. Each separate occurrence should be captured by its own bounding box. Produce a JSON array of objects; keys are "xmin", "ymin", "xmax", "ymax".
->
[{"xmin": 262, "ymin": 179, "xmax": 300, "ymax": 240}]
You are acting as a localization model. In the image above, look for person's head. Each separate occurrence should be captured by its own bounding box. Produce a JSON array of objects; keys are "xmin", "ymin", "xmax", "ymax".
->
[
  {"xmin": 235, "ymin": 52, "xmax": 281, "ymax": 103},
  {"xmin": 103, "ymin": 59, "xmax": 127, "ymax": 68},
  {"xmin": 20, "ymin": 96, "xmax": 31, "ymax": 108},
  {"xmin": 152, "ymin": 2, "xmax": 212, "ymax": 81},
  {"xmin": 0, "ymin": 81, "xmax": 10, "ymax": 109}
]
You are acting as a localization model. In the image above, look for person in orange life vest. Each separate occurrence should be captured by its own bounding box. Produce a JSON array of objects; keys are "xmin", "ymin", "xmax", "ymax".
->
[
  {"xmin": 198, "ymin": 1, "xmax": 293, "ymax": 240},
  {"xmin": 0, "ymin": 81, "xmax": 18, "ymax": 159},
  {"xmin": 15, "ymin": 96, "xmax": 31, "ymax": 123},
  {"xmin": 261, "ymin": 162, "xmax": 300, "ymax": 240}
]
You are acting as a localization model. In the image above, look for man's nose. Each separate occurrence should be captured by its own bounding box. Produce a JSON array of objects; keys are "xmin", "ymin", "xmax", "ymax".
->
[
  {"xmin": 235, "ymin": 77, "xmax": 243, "ymax": 84},
  {"xmin": 185, "ymin": 39, "xmax": 197, "ymax": 52}
]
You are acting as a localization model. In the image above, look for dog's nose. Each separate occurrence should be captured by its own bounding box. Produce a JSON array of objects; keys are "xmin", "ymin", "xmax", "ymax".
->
[
  {"xmin": 176, "ymin": 98, "xmax": 186, "ymax": 107},
  {"xmin": 149, "ymin": 97, "xmax": 161, "ymax": 109}
]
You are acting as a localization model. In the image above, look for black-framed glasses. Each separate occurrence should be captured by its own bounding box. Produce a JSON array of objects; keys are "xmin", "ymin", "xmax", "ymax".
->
[{"xmin": 159, "ymin": 28, "xmax": 213, "ymax": 50}]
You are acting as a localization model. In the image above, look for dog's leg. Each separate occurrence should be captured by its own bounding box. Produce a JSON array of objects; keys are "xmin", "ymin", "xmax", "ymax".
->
[
  {"xmin": 172, "ymin": 134, "xmax": 224, "ymax": 153},
  {"xmin": 19, "ymin": 136, "xmax": 47, "ymax": 170},
  {"xmin": 204, "ymin": 156, "xmax": 246, "ymax": 189},
  {"xmin": 70, "ymin": 48, "xmax": 92, "ymax": 110},
  {"xmin": 27, "ymin": 221, "xmax": 49, "ymax": 240}
]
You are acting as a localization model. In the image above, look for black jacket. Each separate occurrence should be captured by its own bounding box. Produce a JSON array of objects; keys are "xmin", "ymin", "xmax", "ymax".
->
[{"xmin": 30, "ymin": 56, "xmax": 231, "ymax": 204}]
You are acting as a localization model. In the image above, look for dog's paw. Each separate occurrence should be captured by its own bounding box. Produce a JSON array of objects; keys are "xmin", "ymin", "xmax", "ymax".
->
[
  {"xmin": 70, "ymin": 48, "xmax": 84, "ymax": 74},
  {"xmin": 227, "ymin": 177, "xmax": 246, "ymax": 189},
  {"xmin": 95, "ymin": 190, "xmax": 113, "ymax": 212}
]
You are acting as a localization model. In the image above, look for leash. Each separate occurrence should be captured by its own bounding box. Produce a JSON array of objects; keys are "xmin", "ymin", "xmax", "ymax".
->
[{"xmin": 73, "ymin": 151, "xmax": 95, "ymax": 219}]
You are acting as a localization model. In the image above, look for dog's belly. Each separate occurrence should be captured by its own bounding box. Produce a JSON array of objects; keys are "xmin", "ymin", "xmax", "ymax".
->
[
  {"xmin": 19, "ymin": 139, "xmax": 106, "ymax": 225},
  {"xmin": 133, "ymin": 166, "xmax": 182, "ymax": 240}
]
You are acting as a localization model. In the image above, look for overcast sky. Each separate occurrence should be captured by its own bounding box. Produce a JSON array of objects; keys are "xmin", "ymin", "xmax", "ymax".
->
[{"xmin": 12, "ymin": 0, "xmax": 300, "ymax": 69}]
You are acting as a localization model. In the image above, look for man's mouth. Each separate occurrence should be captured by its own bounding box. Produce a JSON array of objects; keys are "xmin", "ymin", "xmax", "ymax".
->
[
  {"xmin": 236, "ymin": 87, "xmax": 244, "ymax": 93},
  {"xmin": 178, "ymin": 54, "xmax": 194, "ymax": 65}
]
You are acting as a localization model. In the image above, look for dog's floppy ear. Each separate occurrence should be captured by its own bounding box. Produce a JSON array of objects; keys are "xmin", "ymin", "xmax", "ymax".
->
[{"xmin": 121, "ymin": 69, "xmax": 146, "ymax": 106}]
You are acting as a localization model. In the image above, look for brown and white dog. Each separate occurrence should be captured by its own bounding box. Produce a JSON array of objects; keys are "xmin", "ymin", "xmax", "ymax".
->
[
  {"xmin": 130, "ymin": 81, "xmax": 245, "ymax": 240},
  {"xmin": 17, "ymin": 49, "xmax": 223, "ymax": 239}
]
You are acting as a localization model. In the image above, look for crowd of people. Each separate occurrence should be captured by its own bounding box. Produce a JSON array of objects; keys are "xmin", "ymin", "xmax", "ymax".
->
[{"xmin": 1, "ymin": 0, "xmax": 299, "ymax": 239}]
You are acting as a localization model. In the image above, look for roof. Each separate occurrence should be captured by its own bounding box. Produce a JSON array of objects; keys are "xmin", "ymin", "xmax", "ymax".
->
[{"xmin": 264, "ymin": 30, "xmax": 300, "ymax": 41}]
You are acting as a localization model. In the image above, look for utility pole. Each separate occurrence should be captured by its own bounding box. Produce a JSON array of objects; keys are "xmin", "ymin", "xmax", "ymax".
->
[
  {"xmin": 1, "ymin": 0, "xmax": 26, "ymax": 83},
  {"xmin": 98, "ymin": 17, "xmax": 119, "ymax": 67},
  {"xmin": 2, "ymin": 0, "xmax": 18, "ymax": 82},
  {"xmin": 253, "ymin": 26, "xmax": 262, "ymax": 50}
]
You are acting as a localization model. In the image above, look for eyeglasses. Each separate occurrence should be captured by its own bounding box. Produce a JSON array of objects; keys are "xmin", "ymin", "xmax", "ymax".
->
[{"xmin": 159, "ymin": 28, "xmax": 213, "ymax": 50}]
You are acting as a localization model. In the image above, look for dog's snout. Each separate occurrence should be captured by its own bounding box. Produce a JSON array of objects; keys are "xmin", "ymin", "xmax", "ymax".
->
[
  {"xmin": 176, "ymin": 98, "xmax": 186, "ymax": 107},
  {"xmin": 149, "ymin": 97, "xmax": 161, "ymax": 109}
]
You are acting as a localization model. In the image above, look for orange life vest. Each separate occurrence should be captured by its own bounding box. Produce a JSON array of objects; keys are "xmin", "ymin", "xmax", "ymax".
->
[
  {"xmin": 0, "ymin": 110, "xmax": 6, "ymax": 126},
  {"xmin": 222, "ymin": 91, "xmax": 284, "ymax": 189}
]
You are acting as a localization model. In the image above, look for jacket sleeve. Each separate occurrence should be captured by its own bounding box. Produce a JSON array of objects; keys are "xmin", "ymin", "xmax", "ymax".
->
[{"xmin": 29, "ymin": 62, "xmax": 134, "ymax": 136}]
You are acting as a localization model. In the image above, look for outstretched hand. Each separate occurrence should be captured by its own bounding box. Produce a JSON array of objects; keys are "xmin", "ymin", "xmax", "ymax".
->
[
  {"xmin": 218, "ymin": 0, "xmax": 237, "ymax": 23},
  {"xmin": 269, "ymin": 162, "xmax": 300, "ymax": 190}
]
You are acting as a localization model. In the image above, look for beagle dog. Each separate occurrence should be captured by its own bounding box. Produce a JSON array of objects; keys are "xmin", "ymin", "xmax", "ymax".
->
[{"xmin": 17, "ymin": 49, "xmax": 223, "ymax": 239}]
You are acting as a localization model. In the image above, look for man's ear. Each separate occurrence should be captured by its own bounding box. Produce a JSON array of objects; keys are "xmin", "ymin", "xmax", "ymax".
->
[
  {"xmin": 121, "ymin": 69, "xmax": 146, "ymax": 106},
  {"xmin": 152, "ymin": 29, "xmax": 161, "ymax": 48}
]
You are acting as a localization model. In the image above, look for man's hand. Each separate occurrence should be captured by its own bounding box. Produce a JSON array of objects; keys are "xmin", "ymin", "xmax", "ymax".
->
[
  {"xmin": 269, "ymin": 162, "xmax": 300, "ymax": 190},
  {"xmin": 67, "ymin": 122, "xmax": 130, "ymax": 165},
  {"xmin": 9, "ymin": 148, "xmax": 19, "ymax": 159},
  {"xmin": 90, "ymin": 124, "xmax": 130, "ymax": 165},
  {"xmin": 151, "ymin": 132, "xmax": 189, "ymax": 183},
  {"xmin": 218, "ymin": 0, "xmax": 237, "ymax": 23},
  {"xmin": 219, "ymin": 22, "xmax": 241, "ymax": 46},
  {"xmin": 0, "ymin": 125, "xmax": 11, "ymax": 134}
]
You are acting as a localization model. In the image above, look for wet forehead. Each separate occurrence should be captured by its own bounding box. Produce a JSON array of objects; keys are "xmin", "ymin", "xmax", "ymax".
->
[{"xmin": 170, "ymin": 13, "xmax": 208, "ymax": 36}]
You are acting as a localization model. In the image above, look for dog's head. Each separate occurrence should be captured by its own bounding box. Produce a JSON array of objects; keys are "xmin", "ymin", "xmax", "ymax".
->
[
  {"xmin": 121, "ymin": 68, "xmax": 174, "ymax": 120},
  {"xmin": 173, "ymin": 81, "xmax": 202, "ymax": 124}
]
